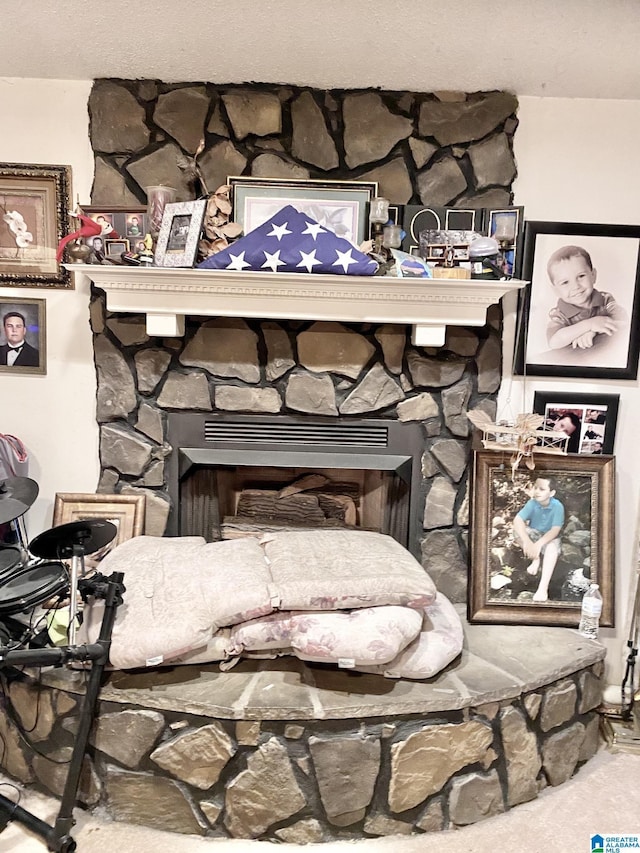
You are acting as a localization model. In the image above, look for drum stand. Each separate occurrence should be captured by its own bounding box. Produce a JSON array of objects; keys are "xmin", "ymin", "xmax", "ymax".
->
[
  {"xmin": 9, "ymin": 514, "xmax": 30, "ymax": 564},
  {"xmin": 28, "ymin": 519, "xmax": 118, "ymax": 649},
  {"xmin": 0, "ymin": 571, "xmax": 125, "ymax": 853},
  {"xmin": 67, "ymin": 544, "xmax": 84, "ymax": 647}
]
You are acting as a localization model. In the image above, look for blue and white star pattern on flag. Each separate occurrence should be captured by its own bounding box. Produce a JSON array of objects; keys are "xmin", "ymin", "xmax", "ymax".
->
[{"xmin": 198, "ymin": 205, "xmax": 378, "ymax": 276}]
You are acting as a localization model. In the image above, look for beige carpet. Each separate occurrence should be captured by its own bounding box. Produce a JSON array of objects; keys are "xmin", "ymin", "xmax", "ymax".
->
[{"xmin": 1, "ymin": 747, "xmax": 638, "ymax": 852}]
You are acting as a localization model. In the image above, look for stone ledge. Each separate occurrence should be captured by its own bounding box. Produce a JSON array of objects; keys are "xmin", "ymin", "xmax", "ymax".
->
[{"xmin": 40, "ymin": 611, "xmax": 605, "ymax": 721}]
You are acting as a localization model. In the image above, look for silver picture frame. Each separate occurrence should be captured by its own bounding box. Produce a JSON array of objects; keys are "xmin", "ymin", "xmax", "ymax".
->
[{"xmin": 155, "ymin": 199, "xmax": 206, "ymax": 268}]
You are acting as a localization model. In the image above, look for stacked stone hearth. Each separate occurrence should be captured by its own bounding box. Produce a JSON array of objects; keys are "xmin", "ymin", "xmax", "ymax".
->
[
  {"xmin": 89, "ymin": 79, "xmax": 518, "ymax": 603},
  {"xmin": 1, "ymin": 625, "xmax": 604, "ymax": 841}
]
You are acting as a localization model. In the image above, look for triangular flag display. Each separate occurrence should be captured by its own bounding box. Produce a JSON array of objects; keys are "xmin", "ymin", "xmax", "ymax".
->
[{"xmin": 197, "ymin": 204, "xmax": 378, "ymax": 276}]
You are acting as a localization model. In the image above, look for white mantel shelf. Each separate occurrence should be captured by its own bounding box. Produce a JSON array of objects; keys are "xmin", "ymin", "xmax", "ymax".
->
[{"xmin": 67, "ymin": 265, "xmax": 528, "ymax": 346}]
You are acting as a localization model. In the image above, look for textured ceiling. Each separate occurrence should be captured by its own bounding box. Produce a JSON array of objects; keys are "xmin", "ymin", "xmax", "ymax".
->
[{"xmin": 0, "ymin": 0, "xmax": 638, "ymax": 99}]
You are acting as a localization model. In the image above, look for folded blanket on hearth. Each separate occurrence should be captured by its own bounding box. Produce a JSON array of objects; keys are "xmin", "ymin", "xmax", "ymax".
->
[{"xmin": 76, "ymin": 529, "xmax": 462, "ymax": 679}]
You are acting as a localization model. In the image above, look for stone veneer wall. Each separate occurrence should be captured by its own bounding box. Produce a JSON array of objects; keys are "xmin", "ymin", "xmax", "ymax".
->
[
  {"xmin": 88, "ymin": 81, "xmax": 518, "ymax": 604},
  {"xmin": 88, "ymin": 81, "xmax": 517, "ymax": 208},
  {"xmin": 1, "ymin": 661, "xmax": 603, "ymax": 841}
]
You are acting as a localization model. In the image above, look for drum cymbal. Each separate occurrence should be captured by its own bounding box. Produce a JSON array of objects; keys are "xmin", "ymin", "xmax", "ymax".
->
[
  {"xmin": 0, "ymin": 477, "xmax": 39, "ymax": 525},
  {"xmin": 29, "ymin": 519, "xmax": 118, "ymax": 560}
]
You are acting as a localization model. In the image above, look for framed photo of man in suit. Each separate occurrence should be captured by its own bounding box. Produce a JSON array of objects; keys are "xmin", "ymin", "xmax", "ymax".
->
[{"xmin": 0, "ymin": 296, "xmax": 46, "ymax": 375}]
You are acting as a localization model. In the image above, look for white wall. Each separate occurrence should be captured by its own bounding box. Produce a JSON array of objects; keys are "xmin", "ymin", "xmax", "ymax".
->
[
  {"xmin": 0, "ymin": 78, "xmax": 99, "ymax": 537},
  {"xmin": 1, "ymin": 81, "xmax": 638, "ymax": 689},
  {"xmin": 509, "ymin": 96, "xmax": 640, "ymax": 687}
]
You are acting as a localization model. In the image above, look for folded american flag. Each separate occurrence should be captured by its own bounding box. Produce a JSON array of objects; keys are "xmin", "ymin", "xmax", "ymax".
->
[{"xmin": 197, "ymin": 204, "xmax": 378, "ymax": 276}]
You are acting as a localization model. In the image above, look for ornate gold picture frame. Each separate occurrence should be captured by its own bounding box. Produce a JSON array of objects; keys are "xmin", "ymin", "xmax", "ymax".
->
[{"xmin": 0, "ymin": 162, "xmax": 72, "ymax": 288}]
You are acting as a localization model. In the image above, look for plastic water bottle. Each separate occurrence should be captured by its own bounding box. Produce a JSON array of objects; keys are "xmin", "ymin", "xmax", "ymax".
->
[{"xmin": 578, "ymin": 583, "xmax": 603, "ymax": 639}]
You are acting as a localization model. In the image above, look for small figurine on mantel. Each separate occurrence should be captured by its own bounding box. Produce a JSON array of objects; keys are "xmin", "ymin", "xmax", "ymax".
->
[
  {"xmin": 56, "ymin": 210, "xmax": 102, "ymax": 263},
  {"xmin": 138, "ymin": 233, "xmax": 155, "ymax": 266}
]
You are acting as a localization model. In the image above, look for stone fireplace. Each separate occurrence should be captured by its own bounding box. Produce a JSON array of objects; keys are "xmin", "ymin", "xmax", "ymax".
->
[{"xmin": 0, "ymin": 80, "xmax": 609, "ymax": 845}]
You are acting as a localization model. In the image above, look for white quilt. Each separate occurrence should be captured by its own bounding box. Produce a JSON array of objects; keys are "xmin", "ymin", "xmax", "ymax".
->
[{"xmin": 77, "ymin": 530, "xmax": 462, "ymax": 679}]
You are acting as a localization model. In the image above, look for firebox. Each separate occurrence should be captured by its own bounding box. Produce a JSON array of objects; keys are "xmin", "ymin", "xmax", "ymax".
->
[{"xmin": 165, "ymin": 414, "xmax": 426, "ymax": 558}]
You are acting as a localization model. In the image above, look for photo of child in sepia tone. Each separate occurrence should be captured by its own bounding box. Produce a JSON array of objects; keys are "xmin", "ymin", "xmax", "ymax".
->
[
  {"xmin": 523, "ymin": 231, "xmax": 638, "ymax": 373},
  {"xmin": 546, "ymin": 245, "xmax": 627, "ymax": 351}
]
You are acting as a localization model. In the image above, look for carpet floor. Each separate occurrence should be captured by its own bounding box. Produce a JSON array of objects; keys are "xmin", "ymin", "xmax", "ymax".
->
[{"xmin": 1, "ymin": 746, "xmax": 638, "ymax": 852}]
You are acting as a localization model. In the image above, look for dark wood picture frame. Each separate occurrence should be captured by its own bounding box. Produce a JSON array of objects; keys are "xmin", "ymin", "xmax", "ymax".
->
[
  {"xmin": 532, "ymin": 391, "xmax": 620, "ymax": 455},
  {"xmin": 514, "ymin": 221, "xmax": 640, "ymax": 380},
  {"xmin": 469, "ymin": 449, "xmax": 615, "ymax": 627}
]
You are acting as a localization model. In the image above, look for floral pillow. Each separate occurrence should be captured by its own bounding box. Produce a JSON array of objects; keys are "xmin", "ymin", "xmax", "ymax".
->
[
  {"xmin": 355, "ymin": 594, "xmax": 464, "ymax": 680},
  {"xmin": 78, "ymin": 535, "xmax": 273, "ymax": 669},
  {"xmin": 229, "ymin": 605, "xmax": 423, "ymax": 667},
  {"xmin": 260, "ymin": 529, "xmax": 437, "ymax": 611}
]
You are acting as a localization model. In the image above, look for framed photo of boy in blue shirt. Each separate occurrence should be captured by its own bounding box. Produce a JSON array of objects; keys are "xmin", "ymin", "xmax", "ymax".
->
[
  {"xmin": 514, "ymin": 221, "xmax": 640, "ymax": 380},
  {"xmin": 469, "ymin": 450, "xmax": 615, "ymax": 627}
]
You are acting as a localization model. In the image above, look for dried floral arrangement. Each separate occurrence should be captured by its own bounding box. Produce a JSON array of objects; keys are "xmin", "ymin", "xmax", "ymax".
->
[{"xmin": 176, "ymin": 140, "xmax": 243, "ymax": 263}]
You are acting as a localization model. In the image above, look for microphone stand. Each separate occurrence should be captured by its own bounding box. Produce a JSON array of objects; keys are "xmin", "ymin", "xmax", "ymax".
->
[{"xmin": 0, "ymin": 571, "xmax": 125, "ymax": 852}]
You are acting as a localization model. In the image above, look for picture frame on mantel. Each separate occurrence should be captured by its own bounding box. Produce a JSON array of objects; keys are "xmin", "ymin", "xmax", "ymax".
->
[
  {"xmin": 228, "ymin": 176, "xmax": 378, "ymax": 247},
  {"xmin": 514, "ymin": 220, "xmax": 640, "ymax": 380},
  {"xmin": 0, "ymin": 162, "xmax": 72, "ymax": 288},
  {"xmin": 155, "ymin": 199, "xmax": 207, "ymax": 268},
  {"xmin": 80, "ymin": 206, "xmax": 149, "ymax": 258},
  {"xmin": 469, "ymin": 449, "xmax": 615, "ymax": 628}
]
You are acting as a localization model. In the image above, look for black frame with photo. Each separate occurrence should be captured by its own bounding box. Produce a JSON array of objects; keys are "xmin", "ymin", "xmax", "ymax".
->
[
  {"xmin": 1, "ymin": 162, "xmax": 72, "ymax": 289},
  {"xmin": 532, "ymin": 391, "xmax": 620, "ymax": 456},
  {"xmin": 0, "ymin": 296, "xmax": 46, "ymax": 375},
  {"xmin": 400, "ymin": 205, "xmax": 483, "ymax": 256},
  {"xmin": 228, "ymin": 176, "xmax": 377, "ymax": 247},
  {"xmin": 514, "ymin": 221, "xmax": 640, "ymax": 380},
  {"xmin": 104, "ymin": 238, "xmax": 130, "ymax": 258},
  {"xmin": 469, "ymin": 449, "xmax": 615, "ymax": 627}
]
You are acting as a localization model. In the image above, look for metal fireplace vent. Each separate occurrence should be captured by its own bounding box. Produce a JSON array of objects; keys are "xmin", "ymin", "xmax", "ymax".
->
[{"xmin": 203, "ymin": 421, "xmax": 390, "ymax": 447}]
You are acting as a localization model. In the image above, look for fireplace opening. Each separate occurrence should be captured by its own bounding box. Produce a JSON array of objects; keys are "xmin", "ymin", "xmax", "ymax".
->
[{"xmin": 165, "ymin": 414, "xmax": 426, "ymax": 558}]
